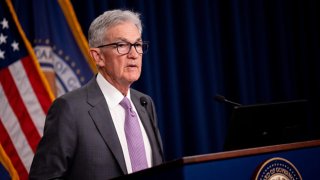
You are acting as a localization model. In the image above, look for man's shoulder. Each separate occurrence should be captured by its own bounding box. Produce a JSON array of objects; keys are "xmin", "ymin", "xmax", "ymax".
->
[
  {"xmin": 131, "ymin": 88, "xmax": 151, "ymax": 99},
  {"xmin": 130, "ymin": 88, "xmax": 155, "ymax": 107}
]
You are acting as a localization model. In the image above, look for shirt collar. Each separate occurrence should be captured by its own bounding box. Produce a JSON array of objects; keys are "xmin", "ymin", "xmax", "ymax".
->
[{"xmin": 96, "ymin": 73, "xmax": 132, "ymax": 108}]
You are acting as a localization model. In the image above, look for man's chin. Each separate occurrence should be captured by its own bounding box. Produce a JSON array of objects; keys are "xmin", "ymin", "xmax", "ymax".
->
[{"xmin": 125, "ymin": 75, "xmax": 140, "ymax": 84}]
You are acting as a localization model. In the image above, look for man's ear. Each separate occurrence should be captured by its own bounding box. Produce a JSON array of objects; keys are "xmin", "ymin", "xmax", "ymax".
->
[{"xmin": 89, "ymin": 48, "xmax": 105, "ymax": 67}]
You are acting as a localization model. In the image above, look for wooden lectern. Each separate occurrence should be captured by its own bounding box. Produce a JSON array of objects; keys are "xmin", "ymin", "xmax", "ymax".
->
[{"xmin": 117, "ymin": 140, "xmax": 320, "ymax": 179}]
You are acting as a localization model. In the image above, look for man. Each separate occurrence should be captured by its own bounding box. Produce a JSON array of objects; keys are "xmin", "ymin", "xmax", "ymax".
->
[{"xmin": 29, "ymin": 9, "xmax": 164, "ymax": 179}]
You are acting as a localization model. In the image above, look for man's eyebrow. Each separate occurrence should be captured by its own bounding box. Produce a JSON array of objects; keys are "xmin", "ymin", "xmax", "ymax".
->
[{"xmin": 113, "ymin": 37, "xmax": 142, "ymax": 43}]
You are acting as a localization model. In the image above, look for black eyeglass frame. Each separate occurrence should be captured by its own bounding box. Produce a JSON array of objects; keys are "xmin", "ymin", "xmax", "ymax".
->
[{"xmin": 96, "ymin": 41, "xmax": 149, "ymax": 55}]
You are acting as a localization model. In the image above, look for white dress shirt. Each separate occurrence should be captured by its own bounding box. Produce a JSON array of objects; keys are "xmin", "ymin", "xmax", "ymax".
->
[{"xmin": 96, "ymin": 73, "xmax": 152, "ymax": 173}]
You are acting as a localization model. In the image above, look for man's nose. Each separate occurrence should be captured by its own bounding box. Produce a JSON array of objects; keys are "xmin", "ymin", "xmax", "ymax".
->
[{"xmin": 127, "ymin": 45, "xmax": 139, "ymax": 58}]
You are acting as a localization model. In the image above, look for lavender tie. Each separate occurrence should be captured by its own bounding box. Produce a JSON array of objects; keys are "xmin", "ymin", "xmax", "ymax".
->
[{"xmin": 120, "ymin": 97, "xmax": 148, "ymax": 172}]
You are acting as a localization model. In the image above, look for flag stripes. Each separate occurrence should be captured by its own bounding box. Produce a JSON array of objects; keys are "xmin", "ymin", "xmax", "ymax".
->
[
  {"xmin": 0, "ymin": 58, "xmax": 51, "ymax": 179},
  {"xmin": 19, "ymin": 56, "xmax": 49, "ymax": 136},
  {"xmin": 0, "ymin": 109, "xmax": 29, "ymax": 179},
  {"xmin": 0, "ymin": 62, "xmax": 41, "ymax": 153}
]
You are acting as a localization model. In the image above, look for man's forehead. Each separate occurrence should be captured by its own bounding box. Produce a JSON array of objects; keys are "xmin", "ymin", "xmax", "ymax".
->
[
  {"xmin": 106, "ymin": 35, "xmax": 142, "ymax": 43},
  {"xmin": 104, "ymin": 26, "xmax": 141, "ymax": 42}
]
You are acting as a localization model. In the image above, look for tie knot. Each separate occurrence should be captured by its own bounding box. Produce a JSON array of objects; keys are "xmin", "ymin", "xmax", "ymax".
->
[{"xmin": 120, "ymin": 97, "xmax": 132, "ymax": 110}]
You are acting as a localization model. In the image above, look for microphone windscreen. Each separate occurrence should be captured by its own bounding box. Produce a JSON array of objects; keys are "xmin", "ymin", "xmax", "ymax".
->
[
  {"xmin": 214, "ymin": 94, "xmax": 226, "ymax": 103},
  {"xmin": 140, "ymin": 97, "xmax": 148, "ymax": 106}
]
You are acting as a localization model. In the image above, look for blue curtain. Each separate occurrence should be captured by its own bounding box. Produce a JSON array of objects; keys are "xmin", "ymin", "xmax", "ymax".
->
[{"xmin": 71, "ymin": 0, "xmax": 320, "ymax": 160}]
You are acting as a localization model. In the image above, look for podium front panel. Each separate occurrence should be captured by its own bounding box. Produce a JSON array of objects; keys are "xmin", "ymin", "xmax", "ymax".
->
[{"xmin": 117, "ymin": 141, "xmax": 320, "ymax": 179}]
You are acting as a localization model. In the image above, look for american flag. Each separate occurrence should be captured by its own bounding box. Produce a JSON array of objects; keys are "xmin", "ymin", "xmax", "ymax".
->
[{"xmin": 0, "ymin": 1, "xmax": 53, "ymax": 179}]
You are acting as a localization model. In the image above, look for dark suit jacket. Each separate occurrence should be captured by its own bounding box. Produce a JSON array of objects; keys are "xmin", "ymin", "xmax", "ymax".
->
[{"xmin": 29, "ymin": 77, "xmax": 164, "ymax": 180}]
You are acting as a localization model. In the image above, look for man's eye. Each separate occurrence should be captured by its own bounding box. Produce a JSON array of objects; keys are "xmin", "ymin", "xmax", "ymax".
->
[
  {"xmin": 135, "ymin": 43, "xmax": 143, "ymax": 47},
  {"xmin": 117, "ymin": 43, "xmax": 128, "ymax": 48}
]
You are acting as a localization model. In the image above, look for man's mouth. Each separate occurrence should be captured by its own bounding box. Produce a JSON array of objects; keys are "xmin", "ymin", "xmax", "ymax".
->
[{"xmin": 127, "ymin": 64, "xmax": 138, "ymax": 68}]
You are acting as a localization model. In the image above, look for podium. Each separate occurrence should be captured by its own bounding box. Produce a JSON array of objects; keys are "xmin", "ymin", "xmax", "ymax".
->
[{"xmin": 117, "ymin": 140, "xmax": 320, "ymax": 179}]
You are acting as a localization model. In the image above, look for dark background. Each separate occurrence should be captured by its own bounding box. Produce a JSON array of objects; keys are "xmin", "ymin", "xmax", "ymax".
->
[{"xmin": 70, "ymin": 0, "xmax": 320, "ymax": 161}]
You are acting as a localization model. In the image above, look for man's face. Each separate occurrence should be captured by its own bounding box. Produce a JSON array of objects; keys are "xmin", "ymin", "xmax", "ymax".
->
[{"xmin": 95, "ymin": 22, "xmax": 143, "ymax": 89}]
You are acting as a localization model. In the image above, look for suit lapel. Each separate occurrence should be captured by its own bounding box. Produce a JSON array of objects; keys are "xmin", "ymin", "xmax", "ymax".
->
[
  {"xmin": 86, "ymin": 78, "xmax": 127, "ymax": 174},
  {"xmin": 131, "ymin": 92, "xmax": 161, "ymax": 166}
]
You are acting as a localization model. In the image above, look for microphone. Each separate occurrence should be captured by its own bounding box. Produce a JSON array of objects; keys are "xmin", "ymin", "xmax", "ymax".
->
[
  {"xmin": 140, "ymin": 97, "xmax": 148, "ymax": 107},
  {"xmin": 140, "ymin": 96, "xmax": 157, "ymax": 132},
  {"xmin": 214, "ymin": 94, "xmax": 242, "ymax": 106},
  {"xmin": 139, "ymin": 96, "xmax": 164, "ymax": 159}
]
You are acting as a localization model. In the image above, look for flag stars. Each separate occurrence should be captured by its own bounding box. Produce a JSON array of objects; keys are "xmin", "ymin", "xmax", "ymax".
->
[
  {"xmin": 0, "ymin": 33, "xmax": 7, "ymax": 45},
  {"xmin": 45, "ymin": 39, "xmax": 50, "ymax": 45},
  {"xmin": 80, "ymin": 76, "xmax": 85, "ymax": 82},
  {"xmin": 1, "ymin": 18, "xmax": 9, "ymax": 29},
  {"xmin": 65, "ymin": 55, "xmax": 70, "ymax": 61},
  {"xmin": 11, "ymin": 41, "xmax": 19, "ymax": 51}
]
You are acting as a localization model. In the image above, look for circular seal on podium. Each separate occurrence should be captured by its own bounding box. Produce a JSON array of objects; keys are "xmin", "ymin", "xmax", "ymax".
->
[{"xmin": 254, "ymin": 157, "xmax": 302, "ymax": 180}]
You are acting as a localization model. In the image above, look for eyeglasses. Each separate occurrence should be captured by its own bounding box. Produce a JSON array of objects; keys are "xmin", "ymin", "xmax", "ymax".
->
[{"xmin": 96, "ymin": 41, "xmax": 149, "ymax": 55}]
